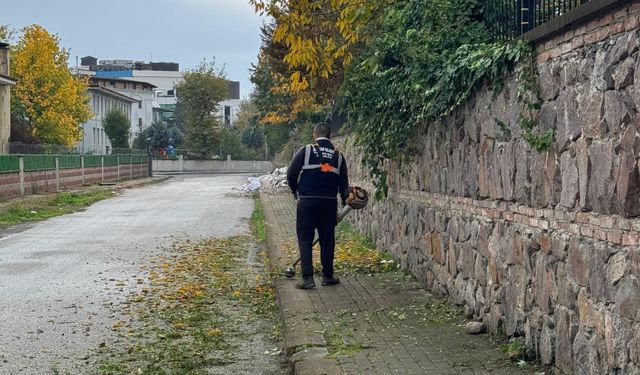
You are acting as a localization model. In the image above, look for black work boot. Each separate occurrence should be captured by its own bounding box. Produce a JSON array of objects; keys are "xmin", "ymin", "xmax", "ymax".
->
[
  {"xmin": 321, "ymin": 276, "xmax": 340, "ymax": 286},
  {"xmin": 296, "ymin": 277, "xmax": 316, "ymax": 289}
]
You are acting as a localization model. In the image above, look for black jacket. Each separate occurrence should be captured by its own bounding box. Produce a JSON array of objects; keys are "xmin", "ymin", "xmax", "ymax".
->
[{"xmin": 286, "ymin": 138, "xmax": 350, "ymax": 202}]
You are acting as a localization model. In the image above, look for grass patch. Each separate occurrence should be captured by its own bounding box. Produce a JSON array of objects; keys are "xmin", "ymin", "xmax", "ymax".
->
[
  {"xmin": 95, "ymin": 236, "xmax": 281, "ymax": 374},
  {"xmin": 0, "ymin": 190, "xmax": 113, "ymax": 227},
  {"xmin": 325, "ymin": 329, "xmax": 363, "ymax": 358},
  {"xmin": 251, "ymin": 193, "xmax": 267, "ymax": 242}
]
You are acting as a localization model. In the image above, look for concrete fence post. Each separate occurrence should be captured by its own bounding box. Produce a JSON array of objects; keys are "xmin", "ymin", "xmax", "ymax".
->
[
  {"xmin": 81, "ymin": 155, "xmax": 85, "ymax": 185},
  {"xmin": 130, "ymin": 155, "xmax": 133, "ymax": 180},
  {"xmin": 55, "ymin": 156, "xmax": 60, "ymax": 191},
  {"xmin": 117, "ymin": 156, "xmax": 120, "ymax": 181},
  {"xmin": 179, "ymin": 155, "xmax": 184, "ymax": 172},
  {"xmin": 226, "ymin": 154, "xmax": 231, "ymax": 171},
  {"xmin": 101, "ymin": 156, "xmax": 104, "ymax": 182},
  {"xmin": 18, "ymin": 156, "xmax": 24, "ymax": 196}
]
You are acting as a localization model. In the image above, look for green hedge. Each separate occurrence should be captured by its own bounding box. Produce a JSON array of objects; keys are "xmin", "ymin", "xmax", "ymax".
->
[
  {"xmin": 0, "ymin": 155, "xmax": 20, "ymax": 173},
  {"xmin": 23, "ymin": 155, "xmax": 56, "ymax": 172}
]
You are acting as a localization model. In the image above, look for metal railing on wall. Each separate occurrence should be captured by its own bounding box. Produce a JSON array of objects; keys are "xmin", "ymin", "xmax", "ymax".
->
[
  {"xmin": 0, "ymin": 154, "xmax": 149, "ymax": 196},
  {"xmin": 0, "ymin": 142, "xmax": 146, "ymax": 156},
  {"xmin": 484, "ymin": 0, "xmax": 591, "ymax": 40}
]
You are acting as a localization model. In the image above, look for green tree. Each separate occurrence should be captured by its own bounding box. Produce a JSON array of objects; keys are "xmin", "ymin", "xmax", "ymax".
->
[
  {"xmin": 11, "ymin": 25, "xmax": 92, "ymax": 146},
  {"xmin": 176, "ymin": 61, "xmax": 228, "ymax": 159},
  {"xmin": 103, "ymin": 110, "xmax": 131, "ymax": 148},
  {"xmin": 133, "ymin": 121, "xmax": 183, "ymax": 150}
]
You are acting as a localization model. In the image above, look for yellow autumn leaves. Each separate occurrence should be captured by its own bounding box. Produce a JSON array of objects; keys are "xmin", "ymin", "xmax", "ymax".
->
[
  {"xmin": 11, "ymin": 25, "xmax": 92, "ymax": 146},
  {"xmin": 282, "ymin": 222, "xmax": 398, "ymax": 275},
  {"xmin": 250, "ymin": 0, "xmax": 385, "ymax": 123}
]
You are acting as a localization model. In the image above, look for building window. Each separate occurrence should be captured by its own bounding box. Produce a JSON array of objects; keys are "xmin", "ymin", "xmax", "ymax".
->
[
  {"xmin": 224, "ymin": 106, "xmax": 231, "ymax": 125},
  {"xmin": 138, "ymin": 117, "xmax": 142, "ymax": 128},
  {"xmin": 138, "ymin": 101, "xmax": 142, "ymax": 109}
]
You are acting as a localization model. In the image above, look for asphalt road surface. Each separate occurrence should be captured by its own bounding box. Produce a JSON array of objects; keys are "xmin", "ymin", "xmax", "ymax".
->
[{"xmin": 0, "ymin": 174, "xmax": 254, "ymax": 374}]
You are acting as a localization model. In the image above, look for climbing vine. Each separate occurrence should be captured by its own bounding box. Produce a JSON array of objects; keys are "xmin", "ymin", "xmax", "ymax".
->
[{"xmin": 339, "ymin": 0, "xmax": 554, "ymax": 198}]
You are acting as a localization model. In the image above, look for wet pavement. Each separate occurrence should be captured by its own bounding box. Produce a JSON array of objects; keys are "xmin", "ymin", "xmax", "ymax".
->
[{"xmin": 0, "ymin": 174, "xmax": 254, "ymax": 374}]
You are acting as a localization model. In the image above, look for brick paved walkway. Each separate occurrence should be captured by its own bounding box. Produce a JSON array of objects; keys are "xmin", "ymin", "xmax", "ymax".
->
[{"xmin": 261, "ymin": 189, "xmax": 537, "ymax": 375}]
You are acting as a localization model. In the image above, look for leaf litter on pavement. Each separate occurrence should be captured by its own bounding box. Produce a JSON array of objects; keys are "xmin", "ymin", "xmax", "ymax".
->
[{"xmin": 96, "ymin": 236, "xmax": 284, "ymax": 375}]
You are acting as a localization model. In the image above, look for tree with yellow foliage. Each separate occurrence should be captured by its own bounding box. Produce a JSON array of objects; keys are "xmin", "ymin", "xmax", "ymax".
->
[
  {"xmin": 249, "ymin": 0, "xmax": 388, "ymax": 122},
  {"xmin": 11, "ymin": 25, "xmax": 92, "ymax": 146}
]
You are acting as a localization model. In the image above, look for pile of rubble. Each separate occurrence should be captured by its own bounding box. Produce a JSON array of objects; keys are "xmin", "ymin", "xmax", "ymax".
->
[
  {"xmin": 258, "ymin": 167, "xmax": 288, "ymax": 189},
  {"xmin": 235, "ymin": 167, "xmax": 289, "ymax": 193}
]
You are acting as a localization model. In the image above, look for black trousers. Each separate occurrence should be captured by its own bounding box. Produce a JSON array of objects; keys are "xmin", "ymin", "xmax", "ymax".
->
[{"xmin": 296, "ymin": 198, "xmax": 338, "ymax": 279}]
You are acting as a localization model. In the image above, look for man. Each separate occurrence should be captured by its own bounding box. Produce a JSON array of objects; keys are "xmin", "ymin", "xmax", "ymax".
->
[{"xmin": 287, "ymin": 123, "xmax": 351, "ymax": 289}]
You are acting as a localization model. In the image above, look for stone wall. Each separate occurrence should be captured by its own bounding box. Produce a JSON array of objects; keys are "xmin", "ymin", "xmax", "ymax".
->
[
  {"xmin": 338, "ymin": 2, "xmax": 640, "ymax": 374},
  {"xmin": 153, "ymin": 157, "xmax": 274, "ymax": 174}
]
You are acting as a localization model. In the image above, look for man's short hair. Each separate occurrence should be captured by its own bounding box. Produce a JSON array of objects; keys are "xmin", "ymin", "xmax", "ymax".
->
[{"xmin": 314, "ymin": 123, "xmax": 331, "ymax": 139}]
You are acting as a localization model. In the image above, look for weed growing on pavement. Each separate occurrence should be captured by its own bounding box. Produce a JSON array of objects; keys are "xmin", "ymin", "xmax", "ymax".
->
[
  {"xmin": 500, "ymin": 338, "xmax": 526, "ymax": 362},
  {"xmin": 251, "ymin": 193, "xmax": 267, "ymax": 242},
  {"xmin": 282, "ymin": 219, "xmax": 397, "ymax": 275},
  {"xmin": 95, "ymin": 236, "xmax": 282, "ymax": 374},
  {"xmin": 0, "ymin": 190, "xmax": 113, "ymax": 226},
  {"xmin": 325, "ymin": 329, "xmax": 363, "ymax": 358}
]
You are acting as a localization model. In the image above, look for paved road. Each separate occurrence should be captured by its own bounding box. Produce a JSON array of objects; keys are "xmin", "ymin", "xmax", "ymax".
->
[{"xmin": 0, "ymin": 174, "xmax": 254, "ymax": 374}]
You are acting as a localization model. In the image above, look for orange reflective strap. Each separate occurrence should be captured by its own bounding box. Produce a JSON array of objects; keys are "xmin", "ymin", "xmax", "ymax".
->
[{"xmin": 320, "ymin": 163, "xmax": 333, "ymax": 173}]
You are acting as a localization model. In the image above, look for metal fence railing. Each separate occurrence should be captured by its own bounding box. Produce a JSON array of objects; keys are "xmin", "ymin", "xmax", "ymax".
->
[
  {"xmin": 0, "ymin": 142, "xmax": 146, "ymax": 156},
  {"xmin": 484, "ymin": 0, "xmax": 590, "ymax": 40},
  {"xmin": 0, "ymin": 154, "xmax": 149, "ymax": 174}
]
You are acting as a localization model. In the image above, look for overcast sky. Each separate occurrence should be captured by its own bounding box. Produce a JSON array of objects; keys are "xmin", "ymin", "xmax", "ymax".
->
[{"xmin": 2, "ymin": 0, "xmax": 265, "ymax": 98}]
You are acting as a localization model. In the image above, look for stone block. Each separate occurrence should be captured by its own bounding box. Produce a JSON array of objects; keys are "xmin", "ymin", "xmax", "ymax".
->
[
  {"xmin": 474, "ymin": 253, "xmax": 487, "ymax": 286},
  {"xmin": 614, "ymin": 275, "xmax": 640, "ymax": 321},
  {"xmin": 556, "ymin": 307, "xmax": 579, "ymax": 373},
  {"xmin": 534, "ymin": 253, "xmax": 557, "ymax": 314},
  {"xmin": 556, "ymin": 262, "xmax": 579, "ymax": 309},
  {"xmin": 560, "ymin": 150, "xmax": 579, "ymax": 209},
  {"xmin": 587, "ymin": 141, "xmax": 616, "ymax": 214},
  {"xmin": 539, "ymin": 62, "xmax": 561, "ymax": 101},
  {"xmin": 591, "ymin": 243, "xmax": 614, "ymax": 303},
  {"xmin": 579, "ymin": 89, "xmax": 607, "ymax": 139},
  {"xmin": 603, "ymin": 90, "xmax": 635, "ymax": 134},
  {"xmin": 573, "ymin": 329, "xmax": 605, "ymax": 375},
  {"xmin": 604, "ymin": 309, "xmax": 632, "ymax": 371},
  {"xmin": 591, "ymin": 48, "xmax": 615, "ymax": 91},
  {"xmin": 539, "ymin": 321, "xmax": 556, "ymax": 365},
  {"xmin": 500, "ymin": 142, "xmax": 516, "ymax": 201},
  {"xmin": 489, "ymin": 143, "xmax": 504, "ymax": 200},
  {"xmin": 531, "ymin": 151, "xmax": 548, "ymax": 208},
  {"xmin": 552, "ymin": 233, "xmax": 570, "ymax": 260},
  {"xmin": 456, "ymin": 242, "xmax": 475, "ymax": 279},
  {"xmin": 556, "ymin": 88, "xmax": 582, "ymax": 150},
  {"xmin": 567, "ymin": 237, "xmax": 590, "ymax": 287},
  {"xmin": 615, "ymin": 151, "xmax": 640, "ymax": 217},
  {"xmin": 631, "ymin": 326, "xmax": 640, "ymax": 366},
  {"xmin": 613, "ymin": 57, "xmax": 635, "ymax": 90},
  {"xmin": 576, "ymin": 138, "xmax": 591, "ymax": 210}
]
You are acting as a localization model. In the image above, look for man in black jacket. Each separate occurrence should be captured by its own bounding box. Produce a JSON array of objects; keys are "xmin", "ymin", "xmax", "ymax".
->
[{"xmin": 286, "ymin": 123, "xmax": 350, "ymax": 289}]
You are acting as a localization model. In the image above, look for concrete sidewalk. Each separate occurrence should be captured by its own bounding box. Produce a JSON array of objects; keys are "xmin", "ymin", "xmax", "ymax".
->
[{"xmin": 261, "ymin": 189, "xmax": 537, "ymax": 375}]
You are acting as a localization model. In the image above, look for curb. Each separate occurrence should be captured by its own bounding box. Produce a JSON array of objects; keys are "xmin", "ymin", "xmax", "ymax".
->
[
  {"xmin": 259, "ymin": 191, "xmax": 342, "ymax": 375},
  {"xmin": 112, "ymin": 175, "xmax": 171, "ymax": 191}
]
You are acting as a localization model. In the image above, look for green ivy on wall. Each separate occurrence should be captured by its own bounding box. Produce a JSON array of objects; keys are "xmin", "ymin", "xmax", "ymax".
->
[{"xmin": 339, "ymin": 0, "xmax": 553, "ymax": 199}]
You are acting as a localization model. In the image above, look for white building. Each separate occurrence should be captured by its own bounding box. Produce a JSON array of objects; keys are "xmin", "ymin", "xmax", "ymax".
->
[
  {"xmin": 89, "ymin": 76, "xmax": 157, "ymax": 136},
  {"xmin": 77, "ymin": 85, "xmax": 136, "ymax": 154},
  {"xmin": 84, "ymin": 58, "xmax": 242, "ymax": 126},
  {"xmin": 0, "ymin": 42, "xmax": 16, "ymax": 153}
]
